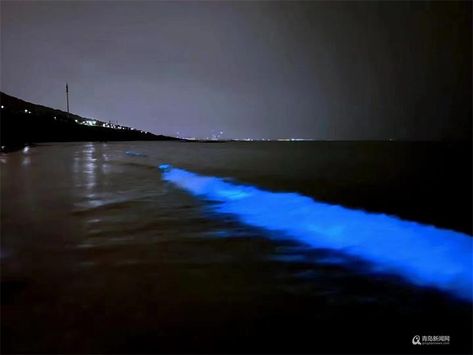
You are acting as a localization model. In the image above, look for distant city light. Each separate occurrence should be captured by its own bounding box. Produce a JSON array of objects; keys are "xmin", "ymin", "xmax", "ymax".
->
[
  {"xmin": 1, "ymin": 105, "xmax": 4, "ymax": 109},
  {"xmin": 81, "ymin": 120, "xmax": 97, "ymax": 126}
]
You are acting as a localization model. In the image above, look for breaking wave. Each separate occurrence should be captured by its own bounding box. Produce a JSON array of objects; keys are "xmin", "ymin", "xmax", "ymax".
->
[{"xmin": 159, "ymin": 164, "xmax": 473, "ymax": 301}]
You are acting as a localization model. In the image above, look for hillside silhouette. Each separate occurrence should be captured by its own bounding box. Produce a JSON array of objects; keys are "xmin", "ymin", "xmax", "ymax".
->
[{"xmin": 0, "ymin": 92, "xmax": 181, "ymax": 151}]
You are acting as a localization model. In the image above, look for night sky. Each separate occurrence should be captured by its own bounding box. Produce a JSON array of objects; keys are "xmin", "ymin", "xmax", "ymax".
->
[{"xmin": 1, "ymin": 1, "xmax": 471, "ymax": 140}]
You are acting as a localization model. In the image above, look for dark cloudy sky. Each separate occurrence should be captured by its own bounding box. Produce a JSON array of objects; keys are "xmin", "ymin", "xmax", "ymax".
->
[{"xmin": 1, "ymin": 1, "xmax": 471, "ymax": 140}]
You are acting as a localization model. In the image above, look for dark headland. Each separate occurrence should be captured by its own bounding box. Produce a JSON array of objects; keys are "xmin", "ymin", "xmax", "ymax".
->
[{"xmin": 0, "ymin": 92, "xmax": 182, "ymax": 152}]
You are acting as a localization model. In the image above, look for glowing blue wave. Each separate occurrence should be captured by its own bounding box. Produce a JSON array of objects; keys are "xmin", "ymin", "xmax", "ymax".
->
[
  {"xmin": 159, "ymin": 164, "xmax": 473, "ymax": 301},
  {"xmin": 125, "ymin": 151, "xmax": 147, "ymax": 157}
]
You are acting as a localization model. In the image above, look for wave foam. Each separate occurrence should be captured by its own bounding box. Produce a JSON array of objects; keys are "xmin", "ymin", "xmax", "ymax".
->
[{"xmin": 159, "ymin": 164, "xmax": 473, "ymax": 301}]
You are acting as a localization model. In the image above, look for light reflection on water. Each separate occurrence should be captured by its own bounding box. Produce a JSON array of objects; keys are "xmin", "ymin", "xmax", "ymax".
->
[
  {"xmin": 72, "ymin": 143, "xmax": 119, "ymax": 210},
  {"xmin": 21, "ymin": 146, "xmax": 31, "ymax": 166},
  {"xmin": 73, "ymin": 142, "xmax": 97, "ymax": 191}
]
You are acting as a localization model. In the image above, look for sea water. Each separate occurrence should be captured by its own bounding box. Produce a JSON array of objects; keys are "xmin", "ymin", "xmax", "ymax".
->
[{"xmin": 1, "ymin": 141, "xmax": 471, "ymax": 353}]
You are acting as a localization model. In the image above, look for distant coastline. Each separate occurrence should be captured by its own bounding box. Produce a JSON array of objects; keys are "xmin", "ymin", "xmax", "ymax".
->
[
  {"xmin": 2, "ymin": 92, "xmax": 470, "ymax": 153},
  {"xmin": 0, "ymin": 92, "xmax": 183, "ymax": 152}
]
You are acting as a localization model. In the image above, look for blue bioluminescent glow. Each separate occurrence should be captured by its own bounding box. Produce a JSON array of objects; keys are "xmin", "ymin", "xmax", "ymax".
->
[
  {"xmin": 159, "ymin": 165, "xmax": 473, "ymax": 301},
  {"xmin": 125, "ymin": 151, "xmax": 147, "ymax": 157}
]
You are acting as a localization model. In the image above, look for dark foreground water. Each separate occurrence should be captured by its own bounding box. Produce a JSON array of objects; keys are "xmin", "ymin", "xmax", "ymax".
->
[{"xmin": 1, "ymin": 141, "xmax": 472, "ymax": 354}]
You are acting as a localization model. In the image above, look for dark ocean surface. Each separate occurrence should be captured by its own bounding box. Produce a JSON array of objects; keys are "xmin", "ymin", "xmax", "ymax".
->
[{"xmin": 1, "ymin": 141, "xmax": 471, "ymax": 354}]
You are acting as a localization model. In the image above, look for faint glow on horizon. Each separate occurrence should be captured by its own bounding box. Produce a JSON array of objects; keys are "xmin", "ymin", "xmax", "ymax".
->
[{"xmin": 160, "ymin": 165, "xmax": 473, "ymax": 301}]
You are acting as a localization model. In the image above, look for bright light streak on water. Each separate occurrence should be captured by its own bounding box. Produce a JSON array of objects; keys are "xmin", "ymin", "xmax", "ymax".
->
[{"xmin": 159, "ymin": 164, "xmax": 473, "ymax": 301}]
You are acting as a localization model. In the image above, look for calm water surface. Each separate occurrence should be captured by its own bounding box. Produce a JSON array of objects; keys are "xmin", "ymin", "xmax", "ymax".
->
[{"xmin": 1, "ymin": 141, "xmax": 471, "ymax": 353}]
